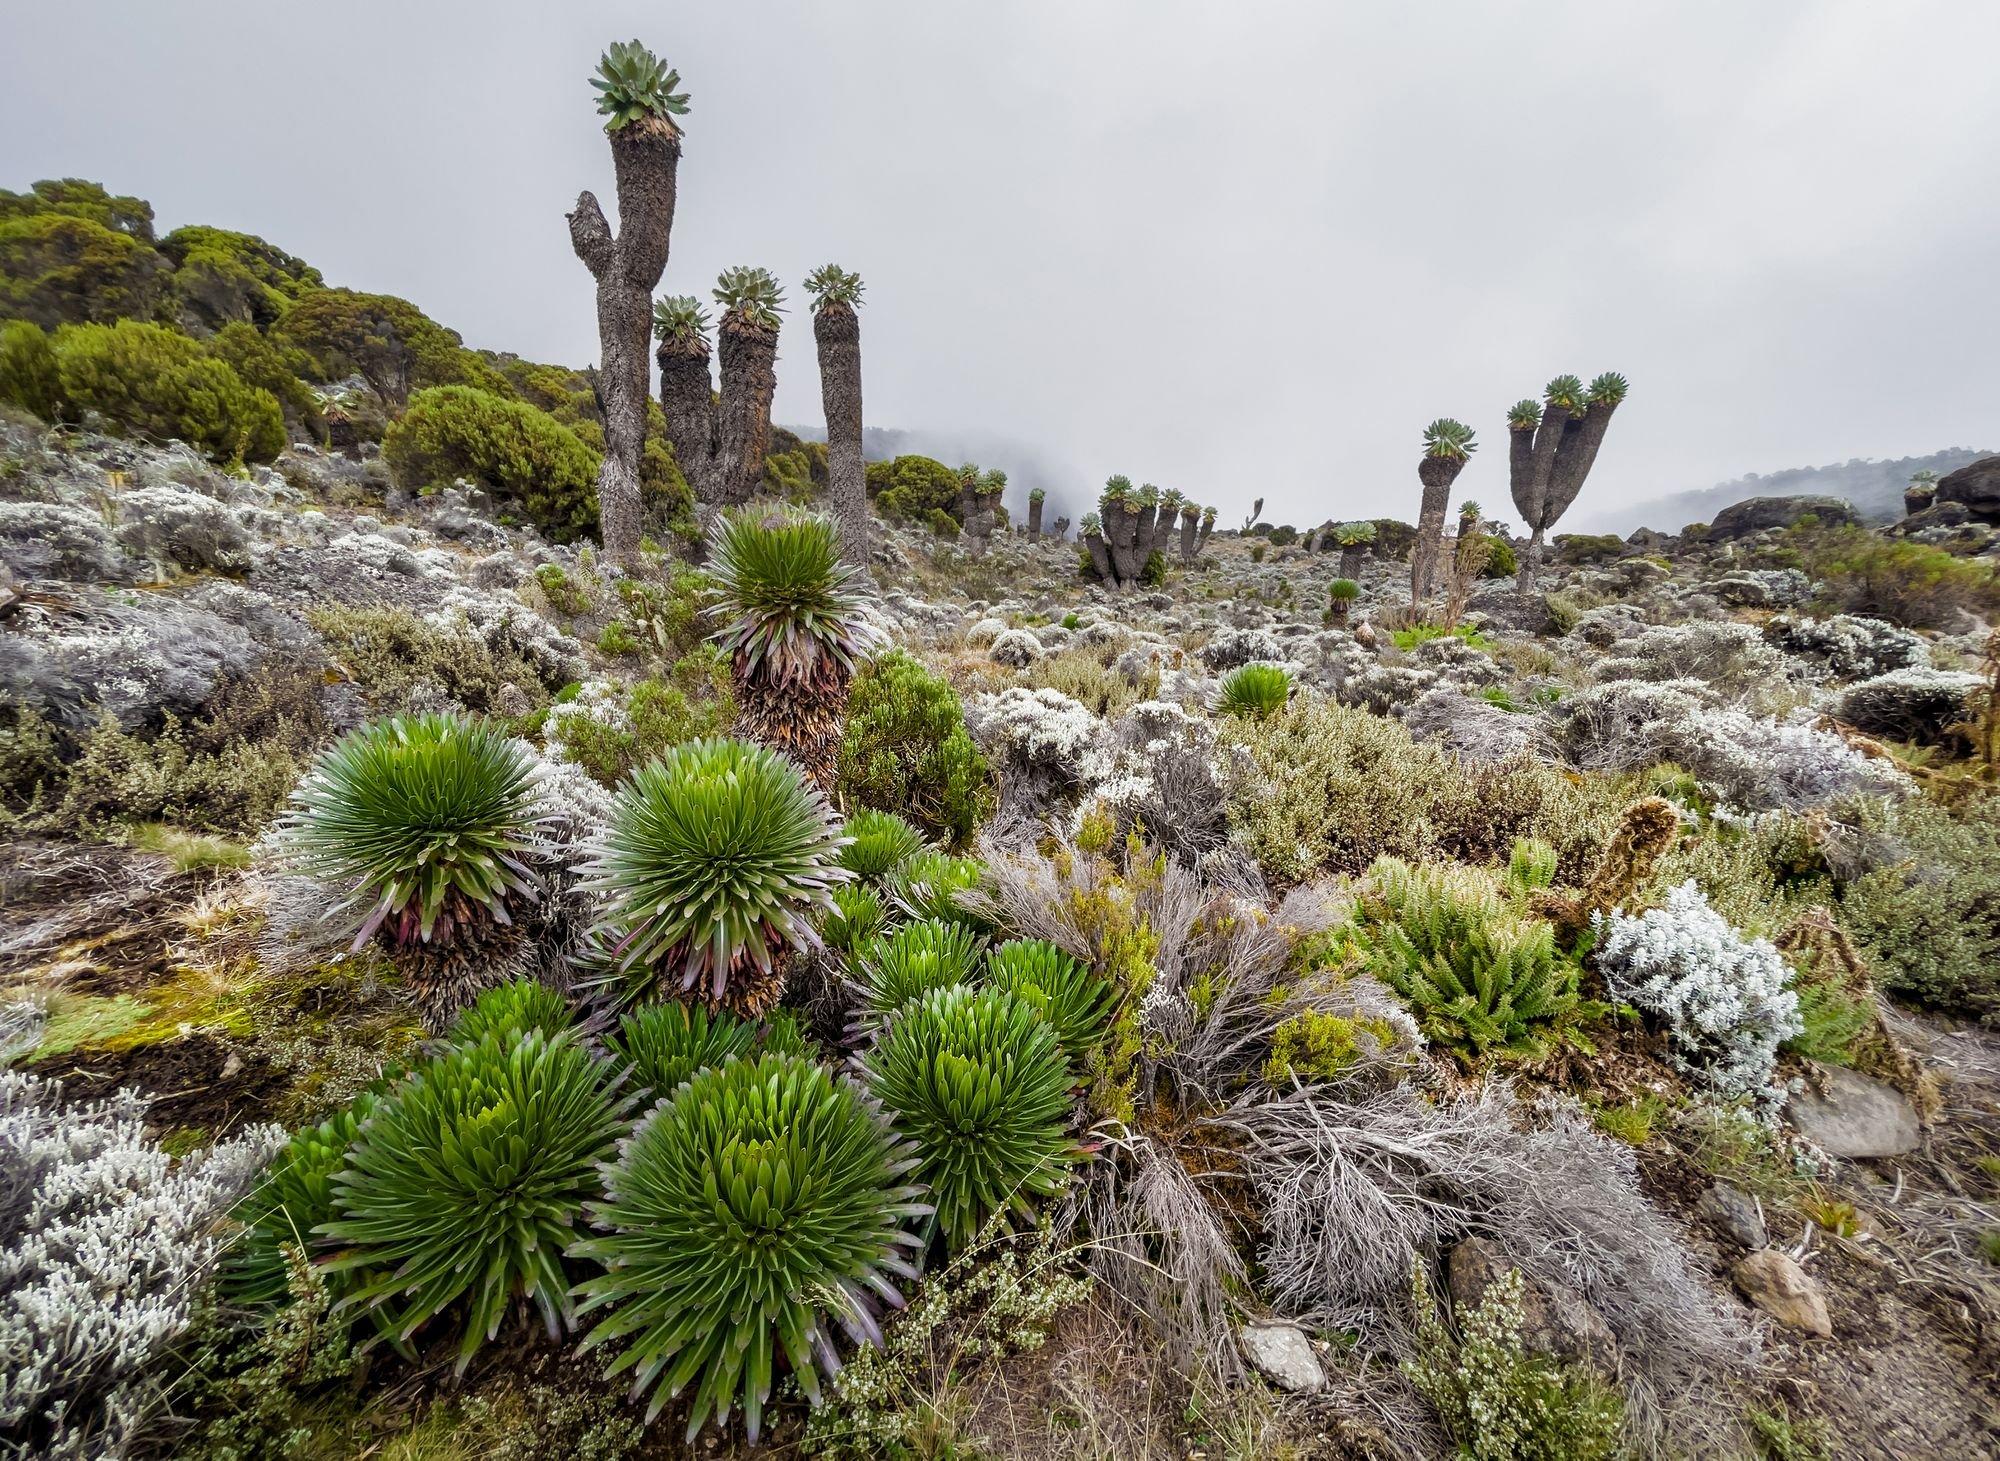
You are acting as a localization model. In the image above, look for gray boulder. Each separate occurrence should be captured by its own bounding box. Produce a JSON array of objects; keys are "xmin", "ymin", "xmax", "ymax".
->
[
  {"xmin": 1934, "ymin": 455, "xmax": 2000, "ymax": 521},
  {"xmin": 1730, "ymin": 1248, "xmax": 1831, "ymax": 1335},
  {"xmin": 1237, "ymin": 1322, "xmax": 1325, "ymax": 1393},
  {"xmin": 1788, "ymin": 1062, "xmax": 1921, "ymax": 1158},
  {"xmin": 1708, "ymin": 495, "xmax": 1858, "ymax": 540},
  {"xmin": 1697, "ymin": 1181, "xmax": 1768, "ymax": 1251}
]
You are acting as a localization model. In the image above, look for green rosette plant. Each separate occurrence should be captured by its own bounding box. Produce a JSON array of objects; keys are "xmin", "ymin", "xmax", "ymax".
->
[
  {"xmin": 224, "ymin": 1091, "xmax": 383, "ymax": 1310},
  {"xmin": 318, "ymin": 1030, "xmax": 630, "ymax": 1369},
  {"xmin": 591, "ymin": 40, "xmax": 689, "ymax": 130},
  {"xmin": 822, "ymin": 882, "xmax": 888, "ymax": 958},
  {"xmin": 881, "ymin": 850, "xmax": 987, "ymax": 927},
  {"xmin": 862, "ymin": 986, "xmax": 1079, "ymax": 1242},
  {"xmin": 838, "ymin": 808, "xmax": 929, "ymax": 882},
  {"xmin": 1218, "ymin": 663, "xmax": 1293, "ymax": 721},
  {"xmin": 272, "ymin": 712, "xmax": 552, "ymax": 950},
  {"xmin": 448, "ymin": 979, "xmax": 574, "ymax": 1047},
  {"xmin": 984, "ymin": 939, "xmax": 1113, "ymax": 1066},
  {"xmin": 613, "ymin": 1000, "xmax": 757, "ymax": 1100},
  {"xmin": 855, "ymin": 917, "xmax": 986, "ymax": 1021},
  {"xmin": 581, "ymin": 737, "xmax": 849, "ymax": 1012},
  {"xmin": 572, "ymin": 1053, "xmax": 929, "ymax": 1441}
]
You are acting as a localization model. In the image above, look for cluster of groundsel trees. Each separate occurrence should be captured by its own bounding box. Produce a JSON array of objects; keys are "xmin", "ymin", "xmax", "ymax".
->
[
  {"xmin": 1081, "ymin": 475, "xmax": 1217, "ymax": 588},
  {"xmin": 570, "ymin": 41, "xmax": 872, "ymax": 567},
  {"xmin": 257, "ymin": 500, "xmax": 1116, "ymax": 1441}
]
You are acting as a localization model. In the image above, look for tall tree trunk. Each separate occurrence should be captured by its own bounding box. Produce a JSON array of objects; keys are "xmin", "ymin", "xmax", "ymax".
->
[
  {"xmin": 1541, "ymin": 399, "xmax": 1618, "ymax": 529},
  {"xmin": 1507, "ymin": 421, "xmax": 1539, "ymax": 593},
  {"xmin": 1411, "ymin": 455, "xmax": 1464, "ymax": 604},
  {"xmin": 1084, "ymin": 529, "xmax": 1114, "ymax": 584},
  {"xmin": 1107, "ymin": 504, "xmax": 1139, "ymax": 586},
  {"xmin": 1194, "ymin": 515, "xmax": 1214, "ymax": 555},
  {"xmin": 1339, "ymin": 543, "xmax": 1365, "ymax": 581},
  {"xmin": 568, "ymin": 116, "xmax": 679, "ymax": 563},
  {"xmin": 812, "ymin": 301, "xmax": 869, "ymax": 567},
  {"xmin": 1133, "ymin": 502, "xmax": 1159, "ymax": 567},
  {"xmin": 1518, "ymin": 524, "xmax": 1547, "ymax": 596},
  {"xmin": 1179, "ymin": 508, "xmax": 1199, "ymax": 561},
  {"xmin": 1026, "ymin": 496, "xmax": 1044, "ymax": 537},
  {"xmin": 716, "ymin": 313, "xmax": 778, "ymax": 510},
  {"xmin": 656, "ymin": 334, "xmax": 719, "ymax": 506}
]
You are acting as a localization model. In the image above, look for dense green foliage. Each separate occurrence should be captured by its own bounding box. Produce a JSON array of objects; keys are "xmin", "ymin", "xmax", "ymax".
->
[
  {"xmin": 272, "ymin": 712, "xmax": 551, "ymax": 951},
  {"xmin": 224, "ymin": 1093, "xmax": 383, "ymax": 1309},
  {"xmin": 0, "ymin": 318, "xmax": 59, "ymax": 419},
  {"xmin": 50, "ymin": 319, "xmax": 285, "ymax": 462},
  {"xmin": 1798, "ymin": 525, "xmax": 2000, "ymax": 628},
  {"xmin": 0, "ymin": 209, "xmax": 167, "ymax": 328},
  {"xmin": 835, "ymin": 651, "xmax": 994, "ymax": 848},
  {"xmin": 857, "ymin": 917, "xmax": 986, "ymax": 1019},
  {"xmin": 448, "ymin": 980, "xmax": 576, "ymax": 1047},
  {"xmin": 1356, "ymin": 856, "xmax": 1591, "ymax": 1057},
  {"xmin": 612, "ymin": 1001, "xmax": 757, "ymax": 1098},
  {"xmin": 159, "ymin": 224, "xmax": 323, "ymax": 331},
  {"xmin": 322, "ymin": 1030, "xmax": 630, "ymax": 1370},
  {"xmin": 1840, "ymin": 795, "xmax": 2000, "ymax": 1019},
  {"xmin": 983, "ymin": 939, "xmax": 1112, "ymax": 1067},
  {"xmin": 865, "ymin": 454, "xmax": 962, "ymax": 523},
  {"xmin": 572, "ymin": 1054, "xmax": 926, "ymax": 1440},
  {"xmin": 384, "ymin": 384, "xmax": 602, "ymax": 541},
  {"xmin": 581, "ymin": 737, "xmax": 846, "ymax": 1007},
  {"xmin": 707, "ymin": 508, "xmax": 882, "ymax": 685},
  {"xmin": 862, "ymin": 986, "xmax": 1078, "ymax": 1242},
  {"xmin": 838, "ymin": 807, "xmax": 930, "ymax": 881}
]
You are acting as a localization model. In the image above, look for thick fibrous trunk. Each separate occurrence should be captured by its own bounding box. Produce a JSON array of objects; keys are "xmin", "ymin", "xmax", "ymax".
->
[
  {"xmin": 1179, "ymin": 508, "xmax": 1199, "ymax": 561},
  {"xmin": 1411, "ymin": 455, "xmax": 1464, "ymax": 604},
  {"xmin": 1107, "ymin": 506, "xmax": 1138, "ymax": 585},
  {"xmin": 1133, "ymin": 502, "xmax": 1160, "ymax": 565},
  {"xmin": 737, "ymin": 661, "xmax": 848, "ymax": 794},
  {"xmin": 568, "ymin": 117, "xmax": 680, "ymax": 563},
  {"xmin": 717, "ymin": 314, "xmax": 778, "ymax": 511},
  {"xmin": 812, "ymin": 302, "xmax": 869, "ymax": 567},
  {"xmin": 1519, "ymin": 524, "xmax": 1547, "ymax": 595},
  {"xmin": 1084, "ymin": 530, "xmax": 1115, "ymax": 584},
  {"xmin": 656, "ymin": 335, "xmax": 719, "ymax": 505},
  {"xmin": 1027, "ymin": 497, "xmax": 1044, "ymax": 537},
  {"xmin": 1194, "ymin": 516, "xmax": 1214, "ymax": 555},
  {"xmin": 1339, "ymin": 543, "xmax": 1366, "ymax": 582},
  {"xmin": 1541, "ymin": 400, "xmax": 1616, "ymax": 528}
]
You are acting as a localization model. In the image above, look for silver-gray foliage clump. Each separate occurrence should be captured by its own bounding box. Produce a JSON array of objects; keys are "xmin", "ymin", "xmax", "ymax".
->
[
  {"xmin": 1836, "ymin": 665, "xmax": 1983, "ymax": 747},
  {"xmin": 0, "ymin": 1069, "xmax": 282, "ymax": 1458},
  {"xmin": 1593, "ymin": 880, "xmax": 1802, "ymax": 1101}
]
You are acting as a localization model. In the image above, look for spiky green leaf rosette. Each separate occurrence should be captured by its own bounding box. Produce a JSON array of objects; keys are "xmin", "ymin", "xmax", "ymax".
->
[
  {"xmin": 320, "ymin": 1030, "xmax": 630, "ymax": 1369},
  {"xmin": 856, "ymin": 917, "xmax": 986, "ymax": 1021},
  {"xmin": 713, "ymin": 265, "xmax": 786, "ymax": 331},
  {"xmin": 822, "ymin": 883, "xmax": 888, "ymax": 957},
  {"xmin": 652, "ymin": 294, "xmax": 711, "ymax": 345},
  {"xmin": 614, "ymin": 1001, "xmax": 756, "ymax": 1099},
  {"xmin": 224, "ymin": 1091, "xmax": 383, "ymax": 1309},
  {"xmin": 1421, "ymin": 418, "xmax": 1478, "ymax": 460},
  {"xmin": 1332, "ymin": 520, "xmax": 1375, "ymax": 544},
  {"xmin": 863, "ymin": 986, "xmax": 1079, "ymax": 1242},
  {"xmin": 708, "ymin": 508, "xmax": 885, "ymax": 692},
  {"xmin": 1080, "ymin": 511, "xmax": 1103, "ymax": 535},
  {"xmin": 1586, "ymin": 370, "xmax": 1630, "ymax": 406},
  {"xmin": 1506, "ymin": 398, "xmax": 1543, "ymax": 431},
  {"xmin": 273, "ymin": 712, "xmax": 551, "ymax": 951},
  {"xmin": 1544, "ymin": 373, "xmax": 1586, "ymax": 412},
  {"xmin": 838, "ymin": 808, "xmax": 929, "ymax": 882},
  {"xmin": 882, "ymin": 850, "xmax": 987, "ymax": 926},
  {"xmin": 573, "ymin": 1053, "xmax": 929, "ymax": 1441},
  {"xmin": 582, "ymin": 737, "xmax": 849, "ymax": 1009},
  {"xmin": 592, "ymin": 40, "xmax": 689, "ymax": 130},
  {"xmin": 1218, "ymin": 663, "xmax": 1292, "ymax": 721},
  {"xmin": 803, "ymin": 263, "xmax": 865, "ymax": 312},
  {"xmin": 1327, "ymin": 577, "xmax": 1361, "ymax": 602},
  {"xmin": 984, "ymin": 939, "xmax": 1112, "ymax": 1066},
  {"xmin": 449, "ymin": 979, "xmax": 574, "ymax": 1047}
]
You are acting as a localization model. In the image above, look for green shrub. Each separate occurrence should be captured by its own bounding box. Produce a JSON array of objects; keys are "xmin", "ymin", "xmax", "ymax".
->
[
  {"xmin": 384, "ymin": 385, "xmax": 601, "ymax": 542},
  {"xmin": 1838, "ymin": 795, "xmax": 2000, "ymax": 1019},
  {"xmin": 862, "ymin": 985, "xmax": 1079, "ymax": 1242},
  {"xmin": 1140, "ymin": 548, "xmax": 1168, "ymax": 585},
  {"xmin": 839, "ymin": 807, "xmax": 930, "ymax": 881},
  {"xmin": 51, "ymin": 319, "xmax": 284, "ymax": 462},
  {"xmin": 159, "ymin": 224, "xmax": 322, "ymax": 331},
  {"xmin": 572, "ymin": 1053, "xmax": 927, "ymax": 1440},
  {"xmin": 983, "ymin": 938, "xmax": 1112, "ymax": 1067},
  {"xmin": 581, "ymin": 737, "xmax": 847, "ymax": 1013},
  {"xmin": 0, "ymin": 319, "xmax": 60, "ymax": 420},
  {"xmin": 0, "ymin": 210, "xmax": 168, "ymax": 328},
  {"xmin": 1551, "ymin": 533, "xmax": 1627, "ymax": 566},
  {"xmin": 449, "ymin": 980, "xmax": 575, "ymax": 1047},
  {"xmin": 1261, "ymin": 1009, "xmax": 1393, "ymax": 1087},
  {"xmin": 1370, "ymin": 518, "xmax": 1417, "ymax": 561},
  {"xmin": 1028, "ymin": 644, "xmax": 1159, "ymax": 718},
  {"xmin": 1483, "ymin": 536, "xmax": 1518, "ymax": 578},
  {"xmin": 866, "ymin": 454, "xmax": 961, "ymax": 523},
  {"xmin": 271, "ymin": 712, "xmax": 551, "ymax": 952},
  {"xmin": 307, "ymin": 603, "xmax": 557, "ymax": 712},
  {"xmin": 274, "ymin": 287, "xmax": 495, "ymax": 409},
  {"xmin": 323, "ymin": 1030, "xmax": 630, "ymax": 1370},
  {"xmin": 611, "ymin": 1000, "xmax": 757, "ymax": 1097},
  {"xmin": 205, "ymin": 321, "xmax": 321, "ymax": 431},
  {"xmin": 856, "ymin": 917, "xmax": 986, "ymax": 1020},
  {"xmin": 547, "ymin": 674, "xmax": 732, "ymax": 789},
  {"xmin": 1391, "ymin": 622, "xmax": 1492, "ymax": 652},
  {"xmin": 0, "ymin": 178, "xmax": 157, "ymax": 239},
  {"xmin": 1801, "ymin": 524, "xmax": 2000, "ymax": 628},
  {"xmin": 1357, "ymin": 856, "xmax": 1594, "ymax": 1058},
  {"xmin": 224, "ymin": 1092, "xmax": 383, "ymax": 1309},
  {"xmin": 1218, "ymin": 663, "xmax": 1292, "ymax": 720},
  {"xmin": 836, "ymin": 650, "xmax": 994, "ymax": 849},
  {"xmin": 1405, "ymin": 1264, "xmax": 1623, "ymax": 1461}
]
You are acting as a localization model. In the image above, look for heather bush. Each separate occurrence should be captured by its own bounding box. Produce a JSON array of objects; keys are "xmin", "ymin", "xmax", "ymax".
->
[
  {"xmin": 1028, "ymin": 643, "xmax": 1160, "ymax": 718},
  {"xmin": 1836, "ymin": 665, "xmax": 1982, "ymax": 746},
  {"xmin": 964, "ymin": 685, "xmax": 1113, "ymax": 824},
  {"xmin": 1593, "ymin": 882, "xmax": 1801, "ymax": 1100},
  {"xmin": 0, "ymin": 207, "xmax": 168, "ymax": 329},
  {"xmin": 52, "ymin": 319, "xmax": 285, "ymax": 463},
  {"xmin": 1, "ymin": 1069, "xmax": 282, "ymax": 1458},
  {"xmin": 836, "ymin": 650, "xmax": 994, "ymax": 848},
  {"xmin": 1591, "ymin": 621, "xmax": 1790, "ymax": 704},
  {"xmin": 1838, "ymin": 794, "xmax": 2000, "ymax": 1018},
  {"xmin": 308, "ymin": 602, "xmax": 561, "ymax": 714},
  {"xmin": 1764, "ymin": 612, "xmax": 1927, "ymax": 681},
  {"xmin": 541, "ymin": 671, "xmax": 732, "ymax": 788},
  {"xmin": 384, "ymin": 384, "xmax": 601, "ymax": 542},
  {"xmin": 0, "ymin": 318, "xmax": 60, "ymax": 421},
  {"xmin": 1803, "ymin": 525, "xmax": 2000, "ymax": 627},
  {"xmin": 573, "ymin": 1053, "xmax": 927, "ymax": 1440}
]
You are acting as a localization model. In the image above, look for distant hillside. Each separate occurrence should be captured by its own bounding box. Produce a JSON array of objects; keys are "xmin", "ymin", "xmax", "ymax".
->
[{"xmin": 1577, "ymin": 447, "xmax": 1995, "ymax": 534}]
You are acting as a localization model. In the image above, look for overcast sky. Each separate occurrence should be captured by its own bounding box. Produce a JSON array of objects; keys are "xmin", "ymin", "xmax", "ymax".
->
[{"xmin": 5, "ymin": 1, "xmax": 1996, "ymax": 528}]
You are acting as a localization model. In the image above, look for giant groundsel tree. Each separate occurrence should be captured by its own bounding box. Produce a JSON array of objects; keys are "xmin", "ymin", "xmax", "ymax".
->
[
  {"xmin": 1412, "ymin": 419, "xmax": 1476, "ymax": 604},
  {"xmin": 804, "ymin": 264, "xmax": 870, "ymax": 566},
  {"xmin": 568, "ymin": 40, "xmax": 686, "ymax": 560},
  {"xmin": 654, "ymin": 267, "xmax": 786, "ymax": 532},
  {"xmin": 1509, "ymin": 372, "xmax": 1629, "ymax": 592}
]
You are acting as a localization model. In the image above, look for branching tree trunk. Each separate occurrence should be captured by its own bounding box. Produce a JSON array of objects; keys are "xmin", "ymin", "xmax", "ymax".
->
[
  {"xmin": 568, "ymin": 113, "xmax": 679, "ymax": 562},
  {"xmin": 1108, "ymin": 503, "xmax": 1140, "ymax": 587},
  {"xmin": 1510, "ymin": 374, "xmax": 1628, "ymax": 594},
  {"xmin": 1084, "ymin": 523, "xmax": 1115, "ymax": 583},
  {"xmin": 811, "ymin": 298, "xmax": 868, "ymax": 566}
]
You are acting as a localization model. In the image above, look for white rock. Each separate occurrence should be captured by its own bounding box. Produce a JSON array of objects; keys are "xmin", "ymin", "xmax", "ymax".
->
[{"xmin": 1238, "ymin": 1321, "xmax": 1325, "ymax": 1393}]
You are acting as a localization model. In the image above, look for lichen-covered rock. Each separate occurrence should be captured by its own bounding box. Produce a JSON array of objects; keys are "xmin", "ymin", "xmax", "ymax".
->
[
  {"xmin": 1764, "ymin": 613, "xmax": 1928, "ymax": 681},
  {"xmin": 1199, "ymin": 627, "xmax": 1283, "ymax": 671},
  {"xmin": 963, "ymin": 616, "xmax": 1009, "ymax": 647},
  {"xmin": 1708, "ymin": 495, "xmax": 1858, "ymax": 540},
  {"xmin": 1708, "ymin": 568, "xmax": 1811, "ymax": 609},
  {"xmin": 1730, "ymin": 1249, "xmax": 1831, "ymax": 1336}
]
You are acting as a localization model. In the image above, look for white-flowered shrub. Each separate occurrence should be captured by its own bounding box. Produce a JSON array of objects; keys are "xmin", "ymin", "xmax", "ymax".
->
[
  {"xmin": 1837, "ymin": 666, "xmax": 1983, "ymax": 747},
  {"xmin": 1593, "ymin": 882, "xmax": 1801, "ymax": 1100},
  {"xmin": 965, "ymin": 686, "xmax": 1115, "ymax": 823},
  {"xmin": 1764, "ymin": 613, "xmax": 1927, "ymax": 682},
  {"xmin": 988, "ymin": 628, "xmax": 1045, "ymax": 668},
  {"xmin": 1592, "ymin": 621, "xmax": 1789, "ymax": 703},
  {"xmin": 0, "ymin": 1070, "xmax": 282, "ymax": 1458},
  {"xmin": 1198, "ymin": 627, "xmax": 1283, "ymax": 672},
  {"xmin": 425, "ymin": 584, "xmax": 586, "ymax": 689},
  {"xmin": 114, "ymin": 483, "xmax": 255, "ymax": 576},
  {"xmin": 1404, "ymin": 686, "xmax": 1555, "ymax": 764},
  {"xmin": 1090, "ymin": 699, "xmax": 1245, "ymax": 863}
]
